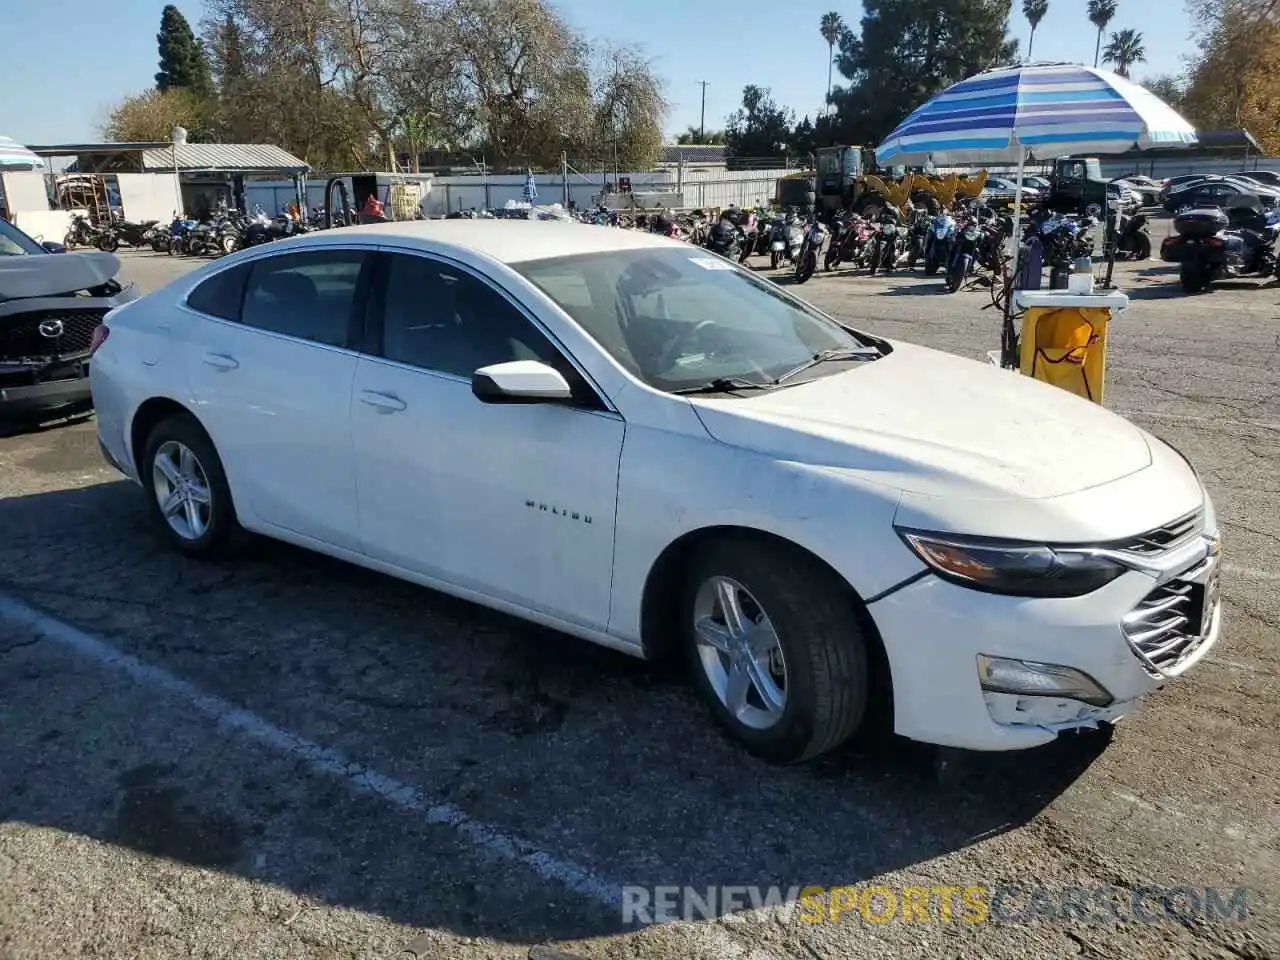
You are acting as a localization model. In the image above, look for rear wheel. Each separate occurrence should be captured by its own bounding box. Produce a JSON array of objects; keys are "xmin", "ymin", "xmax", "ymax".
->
[
  {"xmin": 142, "ymin": 414, "xmax": 242, "ymax": 558},
  {"xmin": 770, "ymin": 250, "xmax": 780, "ymax": 270},
  {"xmin": 682, "ymin": 539, "xmax": 869, "ymax": 764},
  {"xmin": 97, "ymin": 233, "xmax": 119, "ymax": 253},
  {"xmin": 1181, "ymin": 261, "xmax": 1211, "ymax": 294}
]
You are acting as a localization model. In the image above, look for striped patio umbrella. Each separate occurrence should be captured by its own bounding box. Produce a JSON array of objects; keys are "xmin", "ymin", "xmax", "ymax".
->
[
  {"xmin": 876, "ymin": 63, "xmax": 1196, "ymax": 368},
  {"xmin": 875, "ymin": 63, "xmax": 1196, "ymax": 167},
  {"xmin": 0, "ymin": 135, "xmax": 44, "ymax": 169}
]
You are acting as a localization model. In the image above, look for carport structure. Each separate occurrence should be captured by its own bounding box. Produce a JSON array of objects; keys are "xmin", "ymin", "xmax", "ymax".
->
[{"xmin": 26, "ymin": 141, "xmax": 311, "ymax": 222}]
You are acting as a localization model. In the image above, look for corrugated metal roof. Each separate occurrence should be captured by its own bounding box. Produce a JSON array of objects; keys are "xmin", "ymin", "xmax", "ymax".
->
[{"xmin": 142, "ymin": 143, "xmax": 310, "ymax": 174}]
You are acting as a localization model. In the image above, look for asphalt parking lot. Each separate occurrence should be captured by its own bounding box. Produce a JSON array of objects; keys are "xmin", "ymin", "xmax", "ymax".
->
[{"xmin": 1, "ymin": 246, "xmax": 1277, "ymax": 960}]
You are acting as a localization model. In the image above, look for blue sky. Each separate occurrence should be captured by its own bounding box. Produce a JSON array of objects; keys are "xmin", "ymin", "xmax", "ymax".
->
[{"xmin": 2, "ymin": 0, "xmax": 1191, "ymax": 146}]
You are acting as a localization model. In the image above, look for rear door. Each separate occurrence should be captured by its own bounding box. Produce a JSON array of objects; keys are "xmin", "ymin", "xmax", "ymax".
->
[{"xmin": 183, "ymin": 248, "xmax": 373, "ymax": 551}]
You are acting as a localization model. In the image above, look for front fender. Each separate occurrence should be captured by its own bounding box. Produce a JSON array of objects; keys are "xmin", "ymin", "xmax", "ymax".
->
[{"xmin": 607, "ymin": 421, "xmax": 923, "ymax": 644}]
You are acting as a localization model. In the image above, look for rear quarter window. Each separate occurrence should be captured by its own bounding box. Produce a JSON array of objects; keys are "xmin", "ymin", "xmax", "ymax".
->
[{"xmin": 187, "ymin": 263, "xmax": 250, "ymax": 321}]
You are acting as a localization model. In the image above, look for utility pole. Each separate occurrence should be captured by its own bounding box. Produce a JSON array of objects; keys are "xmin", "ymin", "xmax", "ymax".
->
[{"xmin": 697, "ymin": 81, "xmax": 709, "ymax": 142}]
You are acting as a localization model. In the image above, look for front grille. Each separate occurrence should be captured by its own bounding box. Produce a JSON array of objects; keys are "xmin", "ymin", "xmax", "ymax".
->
[
  {"xmin": 1111, "ymin": 509, "xmax": 1203, "ymax": 555},
  {"xmin": 1122, "ymin": 557, "xmax": 1215, "ymax": 675},
  {"xmin": 0, "ymin": 309, "xmax": 105, "ymax": 362}
]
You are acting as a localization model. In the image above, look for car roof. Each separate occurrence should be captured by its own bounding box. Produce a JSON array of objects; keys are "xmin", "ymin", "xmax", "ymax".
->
[{"xmin": 287, "ymin": 218, "xmax": 681, "ymax": 264}]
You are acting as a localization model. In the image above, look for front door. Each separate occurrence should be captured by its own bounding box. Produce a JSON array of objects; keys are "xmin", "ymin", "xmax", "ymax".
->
[
  {"xmin": 184, "ymin": 248, "xmax": 372, "ymax": 550},
  {"xmin": 351, "ymin": 251, "xmax": 624, "ymax": 629}
]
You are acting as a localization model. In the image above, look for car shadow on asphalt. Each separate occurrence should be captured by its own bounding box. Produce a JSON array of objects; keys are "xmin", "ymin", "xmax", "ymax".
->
[{"xmin": 0, "ymin": 481, "xmax": 1110, "ymax": 945}]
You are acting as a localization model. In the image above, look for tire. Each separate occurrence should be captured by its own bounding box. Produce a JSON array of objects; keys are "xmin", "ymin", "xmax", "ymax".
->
[
  {"xmin": 795, "ymin": 249, "xmax": 816, "ymax": 284},
  {"xmin": 142, "ymin": 413, "xmax": 243, "ymax": 559},
  {"xmin": 1132, "ymin": 232, "xmax": 1152, "ymax": 261},
  {"xmin": 1180, "ymin": 262, "xmax": 1211, "ymax": 294},
  {"xmin": 738, "ymin": 241, "xmax": 752, "ymax": 265},
  {"xmin": 152, "ymin": 236, "xmax": 168, "ymax": 253},
  {"xmin": 97, "ymin": 234, "xmax": 119, "ymax": 253},
  {"xmin": 770, "ymin": 250, "xmax": 780, "ymax": 270},
  {"xmin": 945, "ymin": 254, "xmax": 970, "ymax": 293},
  {"xmin": 924, "ymin": 249, "xmax": 941, "ymax": 276},
  {"xmin": 63, "ymin": 233, "xmax": 76, "ymax": 250},
  {"xmin": 220, "ymin": 234, "xmax": 239, "ymax": 255},
  {"xmin": 824, "ymin": 248, "xmax": 839, "ymax": 271},
  {"xmin": 681, "ymin": 538, "xmax": 869, "ymax": 764}
]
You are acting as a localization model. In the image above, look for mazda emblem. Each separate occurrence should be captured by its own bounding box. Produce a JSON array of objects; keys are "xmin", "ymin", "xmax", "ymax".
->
[{"xmin": 38, "ymin": 319, "xmax": 64, "ymax": 338}]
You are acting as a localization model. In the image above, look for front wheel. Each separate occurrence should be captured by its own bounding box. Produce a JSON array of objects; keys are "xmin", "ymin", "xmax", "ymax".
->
[
  {"xmin": 945, "ymin": 254, "xmax": 971, "ymax": 293},
  {"xmin": 220, "ymin": 234, "xmax": 239, "ymax": 255},
  {"xmin": 738, "ymin": 241, "xmax": 753, "ymax": 265},
  {"xmin": 770, "ymin": 250, "xmax": 780, "ymax": 270},
  {"xmin": 152, "ymin": 235, "xmax": 169, "ymax": 253},
  {"xmin": 142, "ymin": 414, "xmax": 243, "ymax": 558},
  {"xmin": 682, "ymin": 539, "xmax": 869, "ymax": 764},
  {"xmin": 795, "ymin": 249, "xmax": 817, "ymax": 284},
  {"xmin": 97, "ymin": 233, "xmax": 119, "ymax": 253},
  {"xmin": 1131, "ymin": 232, "xmax": 1152, "ymax": 261}
]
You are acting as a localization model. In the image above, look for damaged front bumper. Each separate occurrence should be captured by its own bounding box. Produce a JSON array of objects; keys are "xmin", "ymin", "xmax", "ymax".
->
[{"xmin": 0, "ymin": 270, "xmax": 138, "ymax": 421}]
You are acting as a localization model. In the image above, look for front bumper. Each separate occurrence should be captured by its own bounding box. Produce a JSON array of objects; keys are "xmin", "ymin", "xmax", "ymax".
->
[
  {"xmin": 868, "ymin": 531, "xmax": 1223, "ymax": 751},
  {"xmin": 0, "ymin": 361, "xmax": 91, "ymax": 419}
]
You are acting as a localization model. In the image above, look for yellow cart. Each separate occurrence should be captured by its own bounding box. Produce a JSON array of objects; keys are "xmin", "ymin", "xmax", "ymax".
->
[{"xmin": 988, "ymin": 290, "xmax": 1129, "ymax": 406}]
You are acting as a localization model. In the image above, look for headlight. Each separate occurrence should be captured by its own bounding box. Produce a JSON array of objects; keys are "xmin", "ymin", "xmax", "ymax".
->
[{"xmin": 896, "ymin": 529, "xmax": 1127, "ymax": 598}]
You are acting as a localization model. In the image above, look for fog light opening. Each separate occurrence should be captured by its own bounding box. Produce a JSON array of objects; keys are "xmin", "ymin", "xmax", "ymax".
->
[{"xmin": 976, "ymin": 655, "xmax": 1114, "ymax": 707}]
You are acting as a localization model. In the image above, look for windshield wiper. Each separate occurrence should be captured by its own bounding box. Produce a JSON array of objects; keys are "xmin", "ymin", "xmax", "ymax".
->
[
  {"xmin": 775, "ymin": 347, "xmax": 881, "ymax": 384},
  {"xmin": 671, "ymin": 376, "xmax": 775, "ymax": 396}
]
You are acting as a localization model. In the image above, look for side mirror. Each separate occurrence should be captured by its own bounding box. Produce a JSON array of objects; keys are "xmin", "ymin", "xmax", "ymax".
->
[
  {"xmin": 41, "ymin": 241, "xmax": 66, "ymax": 253},
  {"xmin": 471, "ymin": 360, "xmax": 573, "ymax": 404}
]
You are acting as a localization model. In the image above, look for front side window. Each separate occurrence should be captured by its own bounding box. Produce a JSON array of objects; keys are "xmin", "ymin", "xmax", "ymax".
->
[
  {"xmin": 379, "ymin": 253, "xmax": 568, "ymax": 379},
  {"xmin": 187, "ymin": 263, "xmax": 249, "ymax": 320},
  {"xmin": 240, "ymin": 250, "xmax": 368, "ymax": 348},
  {"xmin": 515, "ymin": 248, "xmax": 881, "ymax": 392}
]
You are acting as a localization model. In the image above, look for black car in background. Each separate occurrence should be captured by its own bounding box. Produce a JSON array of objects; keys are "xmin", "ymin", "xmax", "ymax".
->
[
  {"xmin": 0, "ymin": 218, "xmax": 138, "ymax": 423},
  {"xmin": 1162, "ymin": 176, "xmax": 1280, "ymax": 214}
]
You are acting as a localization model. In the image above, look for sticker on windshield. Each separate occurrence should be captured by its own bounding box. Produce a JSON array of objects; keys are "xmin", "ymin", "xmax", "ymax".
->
[{"xmin": 688, "ymin": 256, "xmax": 735, "ymax": 270}]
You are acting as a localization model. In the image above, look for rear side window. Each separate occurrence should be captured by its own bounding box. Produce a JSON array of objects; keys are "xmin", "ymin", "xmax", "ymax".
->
[
  {"xmin": 241, "ymin": 250, "xmax": 369, "ymax": 348},
  {"xmin": 187, "ymin": 263, "xmax": 249, "ymax": 320}
]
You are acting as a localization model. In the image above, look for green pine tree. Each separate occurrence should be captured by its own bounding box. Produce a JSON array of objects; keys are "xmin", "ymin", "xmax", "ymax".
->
[{"xmin": 156, "ymin": 4, "xmax": 212, "ymax": 98}]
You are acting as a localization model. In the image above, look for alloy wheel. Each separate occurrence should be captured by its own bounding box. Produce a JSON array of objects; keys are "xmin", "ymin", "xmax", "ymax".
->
[
  {"xmin": 152, "ymin": 440, "xmax": 213, "ymax": 541},
  {"xmin": 692, "ymin": 576, "xmax": 788, "ymax": 730}
]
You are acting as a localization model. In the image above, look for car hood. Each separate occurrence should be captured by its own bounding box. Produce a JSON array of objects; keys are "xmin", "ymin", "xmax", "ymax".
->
[
  {"xmin": 690, "ymin": 341, "xmax": 1153, "ymax": 501},
  {"xmin": 0, "ymin": 250, "xmax": 121, "ymax": 301}
]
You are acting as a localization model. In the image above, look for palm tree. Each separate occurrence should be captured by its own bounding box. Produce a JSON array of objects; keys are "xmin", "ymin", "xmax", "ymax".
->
[
  {"xmin": 1023, "ymin": 0, "xmax": 1049, "ymax": 60},
  {"xmin": 1087, "ymin": 0, "xmax": 1118, "ymax": 68},
  {"xmin": 819, "ymin": 12, "xmax": 844, "ymax": 117},
  {"xmin": 1103, "ymin": 28, "xmax": 1146, "ymax": 78}
]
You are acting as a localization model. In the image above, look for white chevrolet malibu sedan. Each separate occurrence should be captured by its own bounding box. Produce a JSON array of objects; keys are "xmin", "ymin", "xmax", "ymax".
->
[{"xmin": 89, "ymin": 220, "xmax": 1222, "ymax": 764}]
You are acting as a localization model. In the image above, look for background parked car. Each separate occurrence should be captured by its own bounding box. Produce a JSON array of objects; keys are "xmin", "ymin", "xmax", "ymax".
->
[
  {"xmin": 1114, "ymin": 175, "xmax": 1163, "ymax": 207},
  {"xmin": 1163, "ymin": 176, "xmax": 1280, "ymax": 213},
  {"xmin": 982, "ymin": 176, "xmax": 1041, "ymax": 206},
  {"xmin": 0, "ymin": 220, "xmax": 138, "ymax": 423}
]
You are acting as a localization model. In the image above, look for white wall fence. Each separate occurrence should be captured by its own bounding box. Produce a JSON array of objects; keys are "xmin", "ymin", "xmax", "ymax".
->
[{"xmin": 242, "ymin": 168, "xmax": 786, "ymax": 217}]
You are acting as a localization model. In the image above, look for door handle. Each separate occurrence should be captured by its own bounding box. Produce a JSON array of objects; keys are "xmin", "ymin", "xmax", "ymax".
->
[
  {"xmin": 203, "ymin": 353, "xmax": 239, "ymax": 370},
  {"xmin": 359, "ymin": 390, "xmax": 407, "ymax": 413}
]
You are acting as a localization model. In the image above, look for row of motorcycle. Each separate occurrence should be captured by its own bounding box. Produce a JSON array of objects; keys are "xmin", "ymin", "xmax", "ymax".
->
[
  {"xmin": 62, "ymin": 208, "xmax": 350, "ymax": 257},
  {"xmin": 681, "ymin": 196, "xmax": 1156, "ymax": 295}
]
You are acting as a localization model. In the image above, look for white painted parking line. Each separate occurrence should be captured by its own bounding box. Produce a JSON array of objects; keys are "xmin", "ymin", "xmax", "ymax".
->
[{"xmin": 0, "ymin": 590, "xmax": 622, "ymax": 912}]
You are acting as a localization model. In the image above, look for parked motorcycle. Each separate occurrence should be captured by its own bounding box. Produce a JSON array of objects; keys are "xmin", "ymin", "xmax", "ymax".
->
[
  {"xmin": 1161, "ymin": 201, "xmax": 1280, "ymax": 293},
  {"xmin": 823, "ymin": 210, "xmax": 861, "ymax": 271},
  {"xmin": 868, "ymin": 205, "xmax": 904, "ymax": 275},
  {"xmin": 945, "ymin": 213, "xmax": 983, "ymax": 293},
  {"xmin": 767, "ymin": 212, "xmax": 804, "ymax": 269},
  {"xmin": 903, "ymin": 205, "xmax": 931, "ymax": 270},
  {"xmin": 705, "ymin": 215, "xmax": 742, "ymax": 260},
  {"xmin": 63, "ymin": 213, "xmax": 101, "ymax": 250},
  {"xmin": 923, "ymin": 210, "xmax": 956, "ymax": 276},
  {"xmin": 1111, "ymin": 209, "xmax": 1152, "ymax": 261},
  {"xmin": 97, "ymin": 215, "xmax": 161, "ymax": 252},
  {"xmin": 793, "ymin": 217, "xmax": 825, "ymax": 284}
]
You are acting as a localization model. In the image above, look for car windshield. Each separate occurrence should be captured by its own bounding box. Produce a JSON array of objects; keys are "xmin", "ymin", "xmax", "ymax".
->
[
  {"xmin": 514, "ymin": 247, "xmax": 883, "ymax": 392},
  {"xmin": 0, "ymin": 219, "xmax": 46, "ymax": 256}
]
